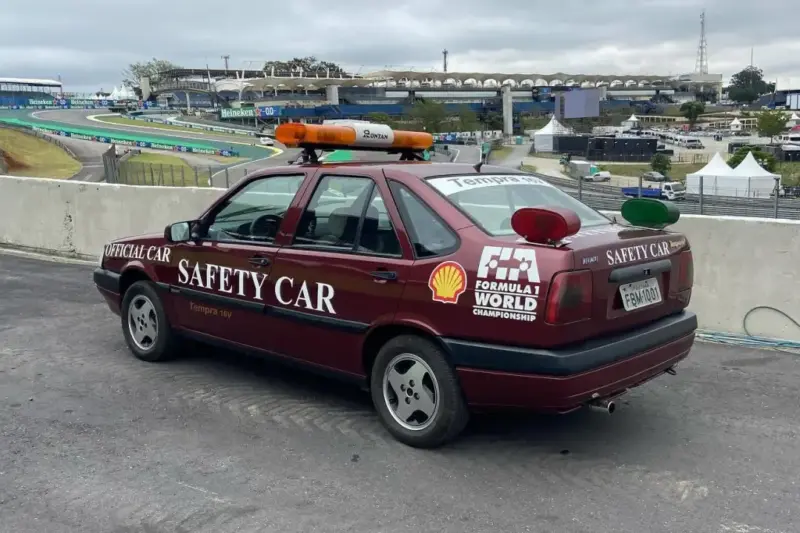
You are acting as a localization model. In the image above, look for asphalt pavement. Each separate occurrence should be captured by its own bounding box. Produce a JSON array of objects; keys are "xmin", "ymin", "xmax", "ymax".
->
[{"xmin": 1, "ymin": 251, "xmax": 798, "ymax": 533}]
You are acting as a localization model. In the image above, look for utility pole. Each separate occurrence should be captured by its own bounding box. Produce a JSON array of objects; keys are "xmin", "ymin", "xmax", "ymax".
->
[
  {"xmin": 442, "ymin": 49, "xmax": 448, "ymax": 73},
  {"xmin": 221, "ymin": 55, "xmax": 230, "ymax": 71}
]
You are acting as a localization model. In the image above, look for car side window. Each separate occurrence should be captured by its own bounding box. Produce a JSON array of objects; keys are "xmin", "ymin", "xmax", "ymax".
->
[
  {"xmin": 293, "ymin": 175, "xmax": 373, "ymax": 250},
  {"xmin": 389, "ymin": 181, "xmax": 458, "ymax": 258},
  {"xmin": 357, "ymin": 188, "xmax": 402, "ymax": 257},
  {"xmin": 206, "ymin": 174, "xmax": 305, "ymax": 244}
]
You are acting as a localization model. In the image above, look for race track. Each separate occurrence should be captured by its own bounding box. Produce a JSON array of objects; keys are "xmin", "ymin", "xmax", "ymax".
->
[
  {"xmin": 1, "ymin": 252, "xmax": 798, "ymax": 533},
  {"xmin": 1, "ymin": 109, "xmax": 479, "ymax": 187}
]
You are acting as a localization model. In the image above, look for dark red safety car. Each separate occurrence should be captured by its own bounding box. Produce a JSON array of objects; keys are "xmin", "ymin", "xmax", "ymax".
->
[{"xmin": 93, "ymin": 123, "xmax": 696, "ymax": 448}]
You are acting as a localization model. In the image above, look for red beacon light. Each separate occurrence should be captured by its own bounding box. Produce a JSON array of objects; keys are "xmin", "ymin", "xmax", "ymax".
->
[{"xmin": 511, "ymin": 207, "xmax": 582, "ymax": 245}]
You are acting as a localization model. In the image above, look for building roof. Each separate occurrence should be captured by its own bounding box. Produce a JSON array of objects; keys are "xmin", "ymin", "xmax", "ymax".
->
[{"xmin": 0, "ymin": 77, "xmax": 62, "ymax": 87}]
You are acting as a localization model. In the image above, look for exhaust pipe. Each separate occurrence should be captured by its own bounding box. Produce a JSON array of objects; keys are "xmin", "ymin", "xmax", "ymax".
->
[{"xmin": 588, "ymin": 399, "xmax": 616, "ymax": 414}]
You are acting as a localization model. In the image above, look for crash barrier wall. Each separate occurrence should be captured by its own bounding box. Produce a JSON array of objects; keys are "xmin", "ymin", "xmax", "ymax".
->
[
  {"xmin": 533, "ymin": 173, "xmax": 800, "ymax": 220},
  {"xmin": 1, "ymin": 174, "xmax": 799, "ymax": 342},
  {"xmin": 0, "ymin": 118, "xmax": 241, "ymax": 158}
]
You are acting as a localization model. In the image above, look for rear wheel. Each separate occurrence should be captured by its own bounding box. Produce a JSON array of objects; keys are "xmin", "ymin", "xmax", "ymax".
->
[
  {"xmin": 370, "ymin": 335, "xmax": 469, "ymax": 448},
  {"xmin": 120, "ymin": 280, "xmax": 177, "ymax": 362}
]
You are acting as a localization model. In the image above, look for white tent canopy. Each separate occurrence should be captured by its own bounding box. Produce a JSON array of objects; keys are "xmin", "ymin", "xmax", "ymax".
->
[
  {"xmin": 687, "ymin": 152, "xmax": 778, "ymax": 197},
  {"xmin": 685, "ymin": 152, "xmax": 735, "ymax": 196},
  {"xmin": 728, "ymin": 152, "xmax": 780, "ymax": 197},
  {"xmin": 533, "ymin": 116, "xmax": 572, "ymax": 153},
  {"xmin": 790, "ymin": 112, "xmax": 800, "ymax": 120},
  {"xmin": 729, "ymin": 118, "xmax": 741, "ymax": 125},
  {"xmin": 621, "ymin": 114, "xmax": 640, "ymax": 129}
]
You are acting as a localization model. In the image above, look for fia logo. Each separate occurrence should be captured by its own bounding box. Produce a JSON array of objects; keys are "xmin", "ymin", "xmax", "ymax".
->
[{"xmin": 476, "ymin": 246, "xmax": 540, "ymax": 283}]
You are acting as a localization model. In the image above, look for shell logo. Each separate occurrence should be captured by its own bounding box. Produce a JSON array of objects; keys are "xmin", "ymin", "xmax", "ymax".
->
[{"xmin": 428, "ymin": 261, "xmax": 467, "ymax": 304}]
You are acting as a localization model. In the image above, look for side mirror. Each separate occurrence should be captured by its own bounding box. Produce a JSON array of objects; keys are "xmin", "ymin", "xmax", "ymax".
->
[{"xmin": 164, "ymin": 221, "xmax": 195, "ymax": 243}]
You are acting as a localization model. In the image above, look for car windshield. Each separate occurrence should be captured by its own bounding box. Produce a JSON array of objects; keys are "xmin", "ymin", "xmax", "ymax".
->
[
  {"xmin": 427, "ymin": 174, "xmax": 610, "ymax": 236},
  {"xmin": 671, "ymin": 183, "xmax": 686, "ymax": 191}
]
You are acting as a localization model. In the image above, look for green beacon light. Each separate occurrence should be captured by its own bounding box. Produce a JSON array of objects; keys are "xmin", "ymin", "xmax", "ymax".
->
[{"xmin": 620, "ymin": 198, "xmax": 680, "ymax": 229}]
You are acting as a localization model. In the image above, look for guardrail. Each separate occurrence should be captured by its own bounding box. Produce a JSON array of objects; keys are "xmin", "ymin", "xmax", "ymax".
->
[{"xmin": 123, "ymin": 113, "xmax": 258, "ymax": 137}]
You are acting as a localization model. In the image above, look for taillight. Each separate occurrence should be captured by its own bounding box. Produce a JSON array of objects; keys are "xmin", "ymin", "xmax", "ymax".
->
[
  {"xmin": 677, "ymin": 250, "xmax": 693, "ymax": 291},
  {"xmin": 545, "ymin": 270, "xmax": 593, "ymax": 324}
]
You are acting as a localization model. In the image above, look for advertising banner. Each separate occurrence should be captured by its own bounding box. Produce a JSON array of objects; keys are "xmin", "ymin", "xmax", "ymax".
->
[
  {"xmin": 257, "ymin": 106, "xmax": 282, "ymax": 118},
  {"xmin": 27, "ymin": 124, "xmax": 239, "ymax": 157},
  {"xmin": 221, "ymin": 107, "xmax": 256, "ymax": 119}
]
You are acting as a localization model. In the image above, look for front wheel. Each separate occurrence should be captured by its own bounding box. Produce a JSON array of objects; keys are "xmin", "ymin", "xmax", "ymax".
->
[
  {"xmin": 370, "ymin": 335, "xmax": 469, "ymax": 448},
  {"xmin": 120, "ymin": 280, "xmax": 177, "ymax": 362}
]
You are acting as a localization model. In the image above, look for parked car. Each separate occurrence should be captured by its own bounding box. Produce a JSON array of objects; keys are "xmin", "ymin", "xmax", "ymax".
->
[
  {"xmin": 642, "ymin": 171, "xmax": 666, "ymax": 182},
  {"xmin": 93, "ymin": 122, "xmax": 697, "ymax": 448},
  {"xmin": 583, "ymin": 171, "xmax": 611, "ymax": 182}
]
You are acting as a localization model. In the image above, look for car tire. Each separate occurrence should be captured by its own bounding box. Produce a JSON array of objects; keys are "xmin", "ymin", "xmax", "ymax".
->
[
  {"xmin": 370, "ymin": 335, "xmax": 469, "ymax": 449},
  {"xmin": 120, "ymin": 280, "xmax": 177, "ymax": 363}
]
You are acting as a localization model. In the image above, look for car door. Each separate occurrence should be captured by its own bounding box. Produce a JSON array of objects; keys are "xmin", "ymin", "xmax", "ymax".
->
[
  {"xmin": 267, "ymin": 171, "xmax": 411, "ymax": 376},
  {"xmin": 166, "ymin": 173, "xmax": 309, "ymax": 348}
]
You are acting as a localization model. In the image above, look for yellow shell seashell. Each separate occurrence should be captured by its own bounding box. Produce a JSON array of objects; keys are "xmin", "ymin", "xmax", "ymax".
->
[{"xmin": 430, "ymin": 262, "xmax": 465, "ymax": 302}]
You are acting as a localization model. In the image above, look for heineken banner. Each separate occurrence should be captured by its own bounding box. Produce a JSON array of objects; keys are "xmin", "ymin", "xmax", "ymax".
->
[{"xmin": 221, "ymin": 108, "xmax": 256, "ymax": 119}]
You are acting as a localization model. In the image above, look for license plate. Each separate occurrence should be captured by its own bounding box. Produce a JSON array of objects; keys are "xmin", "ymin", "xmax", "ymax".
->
[{"xmin": 619, "ymin": 278, "xmax": 662, "ymax": 311}]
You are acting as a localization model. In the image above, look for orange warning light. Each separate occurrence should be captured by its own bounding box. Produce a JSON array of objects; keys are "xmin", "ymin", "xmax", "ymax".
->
[{"xmin": 275, "ymin": 122, "xmax": 433, "ymax": 151}]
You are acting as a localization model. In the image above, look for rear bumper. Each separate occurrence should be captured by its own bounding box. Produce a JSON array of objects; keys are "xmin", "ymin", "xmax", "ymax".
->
[{"xmin": 446, "ymin": 311, "xmax": 697, "ymax": 411}]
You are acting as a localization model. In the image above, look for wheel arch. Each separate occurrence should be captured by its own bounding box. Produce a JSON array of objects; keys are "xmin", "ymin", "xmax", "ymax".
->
[
  {"xmin": 361, "ymin": 322, "xmax": 453, "ymax": 380},
  {"xmin": 119, "ymin": 266, "xmax": 153, "ymax": 298}
]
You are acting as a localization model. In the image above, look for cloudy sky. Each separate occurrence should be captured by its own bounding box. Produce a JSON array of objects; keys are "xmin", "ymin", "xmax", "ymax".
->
[{"xmin": 1, "ymin": 0, "xmax": 797, "ymax": 93}]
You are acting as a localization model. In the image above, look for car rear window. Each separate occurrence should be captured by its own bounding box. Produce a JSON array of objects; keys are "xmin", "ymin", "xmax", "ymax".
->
[{"xmin": 427, "ymin": 174, "xmax": 610, "ymax": 236}]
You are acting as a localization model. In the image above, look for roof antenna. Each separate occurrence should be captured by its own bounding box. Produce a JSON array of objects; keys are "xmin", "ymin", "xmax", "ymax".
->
[{"xmin": 473, "ymin": 160, "xmax": 484, "ymax": 172}]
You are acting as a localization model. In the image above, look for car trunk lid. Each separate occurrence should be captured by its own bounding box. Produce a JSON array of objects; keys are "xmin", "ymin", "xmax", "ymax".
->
[{"xmin": 566, "ymin": 223, "xmax": 690, "ymax": 339}]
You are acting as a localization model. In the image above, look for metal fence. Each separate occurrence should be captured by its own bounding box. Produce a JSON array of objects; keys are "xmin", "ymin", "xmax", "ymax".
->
[
  {"xmin": 532, "ymin": 172, "xmax": 799, "ymax": 220},
  {"xmin": 116, "ymin": 161, "xmax": 269, "ymax": 189}
]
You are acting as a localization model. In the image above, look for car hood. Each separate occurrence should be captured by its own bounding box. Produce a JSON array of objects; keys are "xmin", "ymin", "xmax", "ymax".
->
[{"xmin": 109, "ymin": 233, "xmax": 165, "ymax": 245}]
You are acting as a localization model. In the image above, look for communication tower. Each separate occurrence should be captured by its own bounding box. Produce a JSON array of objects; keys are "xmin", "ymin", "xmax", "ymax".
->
[{"xmin": 694, "ymin": 11, "xmax": 708, "ymax": 74}]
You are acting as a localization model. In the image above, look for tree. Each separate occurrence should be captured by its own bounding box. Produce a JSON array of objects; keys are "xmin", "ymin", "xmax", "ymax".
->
[
  {"xmin": 729, "ymin": 66, "xmax": 771, "ymax": 96},
  {"xmin": 263, "ymin": 56, "xmax": 349, "ymax": 77},
  {"xmin": 409, "ymin": 100, "xmax": 447, "ymax": 133},
  {"xmin": 456, "ymin": 106, "xmax": 478, "ymax": 132},
  {"xmin": 483, "ymin": 112, "xmax": 504, "ymax": 131},
  {"xmin": 728, "ymin": 86, "xmax": 759, "ymax": 104},
  {"xmin": 122, "ymin": 58, "xmax": 182, "ymax": 90},
  {"xmin": 756, "ymin": 110, "xmax": 787, "ymax": 140},
  {"xmin": 679, "ymin": 101, "xmax": 706, "ymax": 128},
  {"xmin": 366, "ymin": 112, "xmax": 397, "ymax": 128},
  {"xmin": 650, "ymin": 153, "xmax": 672, "ymax": 175},
  {"xmin": 727, "ymin": 146, "xmax": 777, "ymax": 172}
]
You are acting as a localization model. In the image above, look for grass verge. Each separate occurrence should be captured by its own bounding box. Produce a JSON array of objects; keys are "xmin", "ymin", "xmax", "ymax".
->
[
  {"xmin": 121, "ymin": 153, "xmax": 217, "ymax": 187},
  {"xmin": 0, "ymin": 128, "xmax": 81, "ymax": 178},
  {"xmin": 520, "ymin": 164, "xmax": 538, "ymax": 172},
  {"xmin": 488, "ymin": 146, "xmax": 513, "ymax": 163},
  {"xmin": 598, "ymin": 163, "xmax": 704, "ymax": 180}
]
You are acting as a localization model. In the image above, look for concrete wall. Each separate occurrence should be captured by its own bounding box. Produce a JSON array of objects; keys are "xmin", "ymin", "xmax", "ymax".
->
[
  {"xmin": 1, "ymin": 175, "xmax": 798, "ymax": 342},
  {"xmin": 0, "ymin": 176, "xmax": 224, "ymax": 259}
]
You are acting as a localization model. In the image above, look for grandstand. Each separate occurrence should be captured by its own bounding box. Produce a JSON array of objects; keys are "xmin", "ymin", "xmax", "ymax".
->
[{"xmin": 0, "ymin": 77, "xmax": 63, "ymax": 106}]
